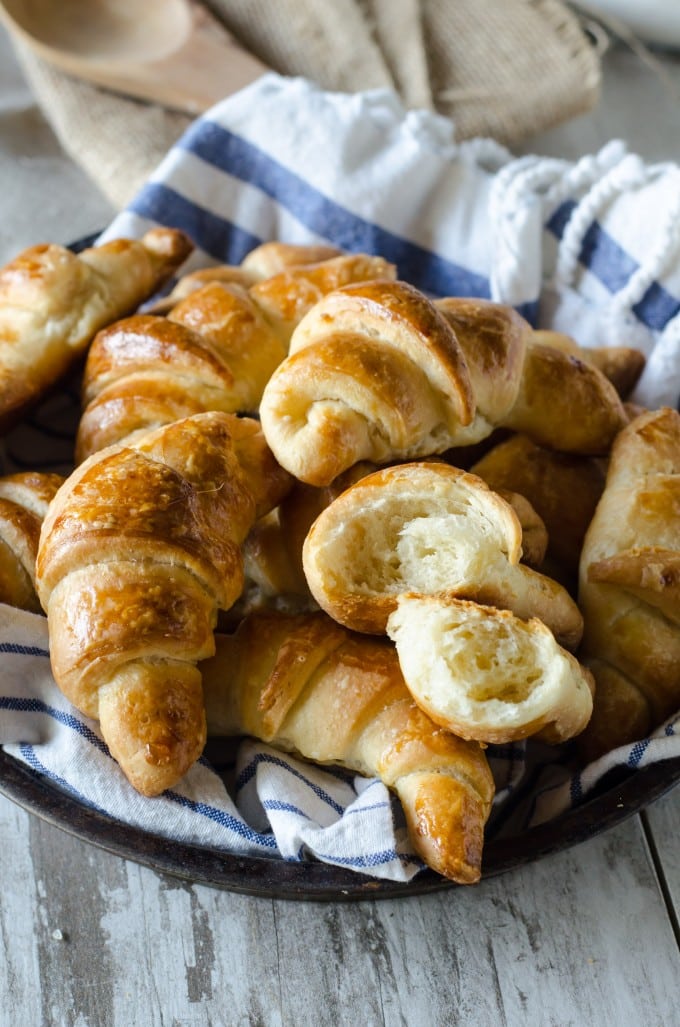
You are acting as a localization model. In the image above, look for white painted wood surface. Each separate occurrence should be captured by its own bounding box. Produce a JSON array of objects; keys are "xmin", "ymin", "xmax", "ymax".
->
[{"xmin": 0, "ymin": 22, "xmax": 679, "ymax": 1027}]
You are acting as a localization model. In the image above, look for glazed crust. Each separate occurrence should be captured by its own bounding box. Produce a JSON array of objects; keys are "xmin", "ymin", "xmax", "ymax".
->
[
  {"xmin": 260, "ymin": 280, "xmax": 477, "ymax": 485},
  {"xmin": 436, "ymin": 302, "xmax": 628, "ymax": 453},
  {"xmin": 532, "ymin": 329, "xmax": 646, "ymax": 398},
  {"xmin": 201, "ymin": 610, "xmax": 495, "ymax": 884},
  {"xmin": 36, "ymin": 411, "xmax": 291, "ymax": 796},
  {"xmin": 77, "ymin": 252, "xmax": 395, "ymax": 461},
  {"xmin": 0, "ymin": 471, "xmax": 64, "ymax": 612},
  {"xmin": 470, "ymin": 432, "xmax": 606, "ymax": 585},
  {"xmin": 260, "ymin": 290, "xmax": 626, "ymax": 488},
  {"xmin": 147, "ymin": 241, "xmax": 345, "ymax": 314},
  {"xmin": 0, "ymin": 228, "xmax": 192, "ymax": 432},
  {"xmin": 577, "ymin": 407, "xmax": 680, "ymax": 757}
]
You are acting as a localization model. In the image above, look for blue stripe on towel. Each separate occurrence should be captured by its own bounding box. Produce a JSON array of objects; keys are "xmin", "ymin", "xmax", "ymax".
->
[
  {"xmin": 310, "ymin": 846, "xmax": 422, "ymax": 871},
  {"xmin": 547, "ymin": 200, "xmax": 680, "ymax": 330},
  {"xmin": 627, "ymin": 739, "xmax": 650, "ymax": 767},
  {"xmin": 4, "ymin": 702, "xmax": 278, "ymax": 850},
  {"xmin": 129, "ymin": 183, "xmax": 262, "ymax": 263},
  {"xmin": 166, "ymin": 790, "xmax": 278, "ymax": 848},
  {"xmin": 19, "ymin": 743, "xmax": 109, "ymax": 815},
  {"xmin": 130, "ymin": 178, "xmax": 491, "ymax": 302},
  {"xmin": 262, "ymin": 798, "xmax": 312, "ymax": 820},
  {"xmin": 131, "ymin": 175, "xmax": 541, "ymax": 325},
  {"xmin": 177, "ymin": 118, "xmax": 494, "ymax": 300},
  {"xmin": 0, "ymin": 696, "xmax": 109, "ymax": 753},
  {"xmin": 344, "ymin": 800, "xmax": 392, "ymax": 816},
  {"xmin": 0, "ymin": 642, "xmax": 50, "ymax": 658},
  {"xmin": 236, "ymin": 750, "xmax": 347, "ymax": 815}
]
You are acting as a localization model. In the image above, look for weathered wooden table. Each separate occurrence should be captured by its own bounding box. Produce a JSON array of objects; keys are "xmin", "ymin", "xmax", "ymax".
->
[{"xmin": 1, "ymin": 25, "xmax": 679, "ymax": 1026}]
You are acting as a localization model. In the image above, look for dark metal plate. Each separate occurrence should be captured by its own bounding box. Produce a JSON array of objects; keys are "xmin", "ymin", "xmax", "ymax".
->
[{"xmin": 1, "ymin": 746, "xmax": 678, "ymax": 901}]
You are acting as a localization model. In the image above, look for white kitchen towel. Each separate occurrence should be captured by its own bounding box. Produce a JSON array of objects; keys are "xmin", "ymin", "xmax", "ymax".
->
[
  {"xmin": 100, "ymin": 72, "xmax": 680, "ymax": 410},
  {"xmin": 1, "ymin": 72, "xmax": 679, "ymax": 882}
]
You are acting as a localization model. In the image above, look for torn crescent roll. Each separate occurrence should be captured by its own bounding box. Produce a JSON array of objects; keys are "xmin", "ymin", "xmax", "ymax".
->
[
  {"xmin": 302, "ymin": 461, "xmax": 583, "ymax": 649},
  {"xmin": 387, "ymin": 594, "xmax": 594, "ymax": 744}
]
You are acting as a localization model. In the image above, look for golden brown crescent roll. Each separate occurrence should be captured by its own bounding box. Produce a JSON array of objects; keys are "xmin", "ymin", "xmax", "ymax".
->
[
  {"xmin": 260, "ymin": 287, "xmax": 626, "ymax": 487},
  {"xmin": 76, "ymin": 251, "xmax": 396, "ymax": 461},
  {"xmin": 435, "ymin": 298, "xmax": 628, "ymax": 455},
  {"xmin": 387, "ymin": 594, "xmax": 594, "ymax": 745},
  {"xmin": 148, "ymin": 241, "xmax": 344, "ymax": 314},
  {"xmin": 260, "ymin": 280, "xmax": 477, "ymax": 485},
  {"xmin": 35, "ymin": 411, "xmax": 291, "ymax": 796},
  {"xmin": 495, "ymin": 488, "xmax": 547, "ymax": 569},
  {"xmin": 302, "ymin": 461, "xmax": 583, "ymax": 649},
  {"xmin": 501, "ymin": 340, "xmax": 628, "ymax": 454},
  {"xmin": 240, "ymin": 241, "xmax": 344, "ymax": 279},
  {"xmin": 0, "ymin": 471, "xmax": 64, "ymax": 612},
  {"xmin": 147, "ymin": 266, "xmax": 261, "ymax": 314},
  {"xmin": 76, "ymin": 281, "xmax": 287, "ymax": 460},
  {"xmin": 577, "ymin": 407, "xmax": 680, "ymax": 758},
  {"xmin": 242, "ymin": 462, "xmax": 380, "ymax": 604},
  {"xmin": 201, "ymin": 610, "xmax": 495, "ymax": 884},
  {"xmin": 532, "ymin": 329, "xmax": 646, "ymax": 399},
  {"xmin": 248, "ymin": 252, "xmax": 397, "ymax": 345},
  {"xmin": 470, "ymin": 432, "xmax": 607, "ymax": 587},
  {"xmin": 0, "ymin": 228, "xmax": 193, "ymax": 432},
  {"xmin": 575, "ymin": 659, "xmax": 653, "ymax": 765}
]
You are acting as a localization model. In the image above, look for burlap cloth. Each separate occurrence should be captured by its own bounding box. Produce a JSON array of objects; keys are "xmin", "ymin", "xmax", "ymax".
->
[{"xmin": 12, "ymin": 0, "xmax": 600, "ymax": 210}]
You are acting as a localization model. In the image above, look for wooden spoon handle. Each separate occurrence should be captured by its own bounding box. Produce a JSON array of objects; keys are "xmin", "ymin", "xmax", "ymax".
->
[{"xmin": 106, "ymin": 2, "xmax": 269, "ymax": 113}]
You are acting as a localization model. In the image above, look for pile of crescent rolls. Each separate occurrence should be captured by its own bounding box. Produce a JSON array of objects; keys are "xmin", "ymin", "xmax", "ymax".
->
[{"xmin": 0, "ymin": 227, "xmax": 676, "ymax": 885}]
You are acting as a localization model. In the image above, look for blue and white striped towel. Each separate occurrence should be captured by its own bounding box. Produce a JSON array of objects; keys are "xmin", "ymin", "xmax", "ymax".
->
[{"xmin": 1, "ymin": 72, "xmax": 679, "ymax": 881}]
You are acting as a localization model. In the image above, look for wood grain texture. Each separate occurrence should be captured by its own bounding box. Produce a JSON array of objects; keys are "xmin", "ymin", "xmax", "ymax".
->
[
  {"xmin": 644, "ymin": 785, "xmax": 680, "ymax": 915},
  {"xmin": 2, "ymin": 794, "xmax": 679, "ymax": 1027}
]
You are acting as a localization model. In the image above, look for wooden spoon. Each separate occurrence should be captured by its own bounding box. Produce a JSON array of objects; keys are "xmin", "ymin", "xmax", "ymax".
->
[{"xmin": 0, "ymin": 0, "xmax": 268, "ymax": 113}]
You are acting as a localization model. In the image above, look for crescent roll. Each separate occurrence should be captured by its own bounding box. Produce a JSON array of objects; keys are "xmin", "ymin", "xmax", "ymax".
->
[
  {"xmin": 0, "ymin": 228, "xmax": 192, "ymax": 432},
  {"xmin": 0, "ymin": 471, "xmax": 64, "ymax": 612},
  {"xmin": 36, "ymin": 411, "xmax": 291, "ymax": 796},
  {"xmin": 470, "ymin": 432, "xmax": 607, "ymax": 587},
  {"xmin": 201, "ymin": 610, "xmax": 495, "ymax": 884},
  {"xmin": 77, "ymin": 252, "xmax": 396, "ymax": 461},
  {"xmin": 387, "ymin": 594, "xmax": 594, "ymax": 745},
  {"xmin": 260, "ymin": 286, "xmax": 627, "ymax": 486},
  {"xmin": 532, "ymin": 329, "xmax": 646, "ymax": 399},
  {"xmin": 149, "ymin": 241, "xmax": 344, "ymax": 314},
  {"xmin": 435, "ymin": 298, "xmax": 628, "ymax": 455},
  {"xmin": 302, "ymin": 461, "xmax": 583, "ymax": 649},
  {"xmin": 260, "ymin": 279, "xmax": 478, "ymax": 485},
  {"xmin": 577, "ymin": 406, "xmax": 680, "ymax": 758},
  {"xmin": 76, "ymin": 284, "xmax": 287, "ymax": 460}
]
